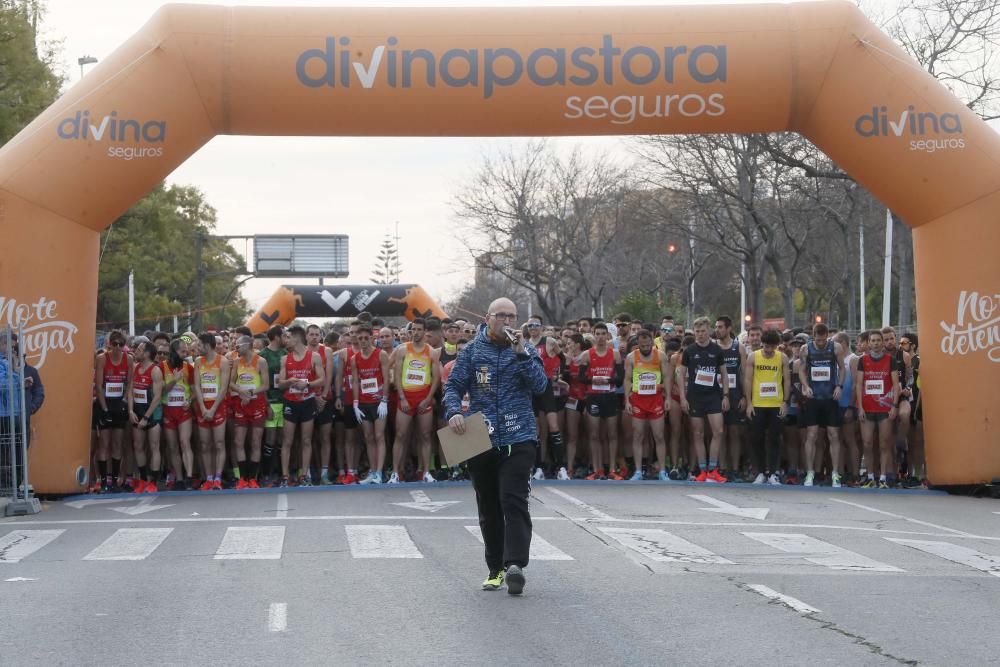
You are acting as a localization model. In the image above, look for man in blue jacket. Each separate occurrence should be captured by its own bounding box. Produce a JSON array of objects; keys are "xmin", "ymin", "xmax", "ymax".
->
[{"xmin": 443, "ymin": 297, "xmax": 548, "ymax": 595}]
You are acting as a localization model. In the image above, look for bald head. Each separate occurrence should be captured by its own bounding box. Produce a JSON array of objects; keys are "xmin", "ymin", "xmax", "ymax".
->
[
  {"xmin": 487, "ymin": 298, "xmax": 516, "ymax": 316},
  {"xmin": 485, "ymin": 297, "xmax": 518, "ymax": 338}
]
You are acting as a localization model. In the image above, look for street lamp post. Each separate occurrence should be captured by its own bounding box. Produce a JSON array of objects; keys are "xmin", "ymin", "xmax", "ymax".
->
[{"xmin": 77, "ymin": 55, "xmax": 98, "ymax": 80}]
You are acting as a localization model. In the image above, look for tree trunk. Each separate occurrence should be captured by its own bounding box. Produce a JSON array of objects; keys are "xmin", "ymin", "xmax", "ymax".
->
[{"xmin": 894, "ymin": 213, "xmax": 914, "ymax": 330}]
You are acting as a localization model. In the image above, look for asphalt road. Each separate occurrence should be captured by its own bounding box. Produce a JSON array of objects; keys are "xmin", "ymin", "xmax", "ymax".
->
[{"xmin": 2, "ymin": 481, "xmax": 999, "ymax": 666}]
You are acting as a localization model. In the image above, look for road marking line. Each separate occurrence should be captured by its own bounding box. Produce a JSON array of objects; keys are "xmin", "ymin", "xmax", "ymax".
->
[
  {"xmin": 268, "ymin": 603, "xmax": 287, "ymax": 632},
  {"xmin": 215, "ymin": 526, "xmax": 285, "ymax": 560},
  {"xmin": 830, "ymin": 498, "xmax": 973, "ymax": 536},
  {"xmin": 747, "ymin": 584, "xmax": 821, "ymax": 614},
  {"xmin": 886, "ymin": 538, "xmax": 1000, "ymax": 577},
  {"xmin": 0, "ymin": 529, "xmax": 65, "ymax": 563},
  {"xmin": 346, "ymin": 525, "xmax": 423, "ymax": 558},
  {"xmin": 465, "ymin": 526, "xmax": 574, "ymax": 561},
  {"xmin": 598, "ymin": 527, "xmax": 732, "ymax": 564},
  {"xmin": 687, "ymin": 494, "xmax": 770, "ymax": 520},
  {"xmin": 544, "ymin": 488, "xmax": 615, "ymax": 520},
  {"xmin": 84, "ymin": 528, "xmax": 173, "ymax": 561},
  {"xmin": 276, "ymin": 494, "xmax": 288, "ymax": 519},
  {"xmin": 742, "ymin": 532, "xmax": 903, "ymax": 572}
]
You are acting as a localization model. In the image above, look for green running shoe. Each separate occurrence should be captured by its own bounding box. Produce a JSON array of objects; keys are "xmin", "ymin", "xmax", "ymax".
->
[{"xmin": 482, "ymin": 569, "xmax": 505, "ymax": 591}]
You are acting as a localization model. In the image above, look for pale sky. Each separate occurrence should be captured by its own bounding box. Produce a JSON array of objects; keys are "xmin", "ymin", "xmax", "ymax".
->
[{"xmin": 40, "ymin": 0, "xmax": 881, "ymax": 313}]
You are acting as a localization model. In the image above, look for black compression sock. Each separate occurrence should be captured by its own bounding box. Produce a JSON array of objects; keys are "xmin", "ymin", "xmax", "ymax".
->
[
  {"xmin": 548, "ymin": 431, "xmax": 565, "ymax": 468},
  {"xmin": 111, "ymin": 458, "xmax": 121, "ymax": 479},
  {"xmin": 139, "ymin": 465, "xmax": 149, "ymax": 482}
]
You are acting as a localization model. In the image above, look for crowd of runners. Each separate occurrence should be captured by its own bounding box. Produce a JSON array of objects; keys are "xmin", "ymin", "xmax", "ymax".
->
[{"xmin": 90, "ymin": 311, "xmax": 923, "ymax": 493}]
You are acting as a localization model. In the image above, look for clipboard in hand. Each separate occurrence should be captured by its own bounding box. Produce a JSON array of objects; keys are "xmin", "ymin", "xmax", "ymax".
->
[{"xmin": 437, "ymin": 412, "xmax": 493, "ymax": 466}]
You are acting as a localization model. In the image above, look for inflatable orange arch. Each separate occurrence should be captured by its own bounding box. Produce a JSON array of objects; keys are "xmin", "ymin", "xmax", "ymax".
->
[{"xmin": 0, "ymin": 1, "xmax": 997, "ymax": 492}]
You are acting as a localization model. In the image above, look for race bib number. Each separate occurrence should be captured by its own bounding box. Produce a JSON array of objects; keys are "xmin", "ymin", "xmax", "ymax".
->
[
  {"xmin": 566, "ymin": 398, "xmax": 578, "ymax": 411},
  {"xmin": 811, "ymin": 366, "xmax": 831, "ymax": 383},
  {"xmin": 694, "ymin": 369, "xmax": 716, "ymax": 387},
  {"xmin": 716, "ymin": 373, "xmax": 737, "ymax": 389},
  {"xmin": 167, "ymin": 387, "xmax": 186, "ymax": 407},
  {"xmin": 288, "ymin": 380, "xmax": 308, "ymax": 394},
  {"xmin": 404, "ymin": 368, "xmax": 427, "ymax": 386},
  {"xmin": 758, "ymin": 382, "xmax": 778, "ymax": 398},
  {"xmin": 361, "ymin": 377, "xmax": 380, "ymax": 395},
  {"xmin": 238, "ymin": 383, "xmax": 256, "ymax": 393},
  {"xmin": 104, "ymin": 382, "xmax": 124, "ymax": 398},
  {"xmin": 865, "ymin": 379, "xmax": 884, "ymax": 396},
  {"xmin": 201, "ymin": 382, "xmax": 218, "ymax": 399},
  {"xmin": 638, "ymin": 373, "xmax": 657, "ymax": 395},
  {"xmin": 591, "ymin": 376, "xmax": 611, "ymax": 392},
  {"xmin": 132, "ymin": 388, "xmax": 148, "ymax": 403}
]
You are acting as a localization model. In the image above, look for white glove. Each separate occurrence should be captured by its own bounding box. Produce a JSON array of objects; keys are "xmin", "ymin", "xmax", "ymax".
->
[
  {"xmin": 353, "ymin": 402, "xmax": 365, "ymax": 423},
  {"xmin": 377, "ymin": 401, "xmax": 388, "ymax": 420}
]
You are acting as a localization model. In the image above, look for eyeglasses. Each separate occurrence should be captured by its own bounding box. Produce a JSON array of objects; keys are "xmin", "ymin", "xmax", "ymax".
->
[
  {"xmin": 527, "ymin": 323, "xmax": 542, "ymax": 329},
  {"xmin": 156, "ymin": 351, "xmax": 168, "ymax": 356},
  {"xmin": 109, "ymin": 340, "xmax": 123, "ymax": 347},
  {"xmin": 490, "ymin": 312, "xmax": 517, "ymax": 321},
  {"xmin": 899, "ymin": 340, "xmax": 911, "ymax": 346}
]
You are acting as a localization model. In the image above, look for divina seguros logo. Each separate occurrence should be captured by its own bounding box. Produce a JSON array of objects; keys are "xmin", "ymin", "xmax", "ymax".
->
[
  {"xmin": 854, "ymin": 105, "xmax": 964, "ymax": 153},
  {"xmin": 295, "ymin": 35, "xmax": 728, "ymax": 126},
  {"xmin": 57, "ymin": 110, "xmax": 166, "ymax": 160}
]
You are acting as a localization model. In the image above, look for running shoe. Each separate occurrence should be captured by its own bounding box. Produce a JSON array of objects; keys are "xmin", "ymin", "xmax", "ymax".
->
[
  {"xmin": 753, "ymin": 473, "xmax": 766, "ymax": 485},
  {"xmin": 298, "ymin": 476, "xmax": 313, "ymax": 487},
  {"xmin": 706, "ymin": 469, "xmax": 728, "ymax": 483},
  {"xmin": 557, "ymin": 467, "xmax": 571, "ymax": 481},
  {"xmin": 860, "ymin": 477, "xmax": 876, "ymax": 489},
  {"xmin": 768, "ymin": 473, "xmax": 782, "ymax": 486},
  {"xmin": 212, "ymin": 479, "xmax": 222, "ymax": 491},
  {"xmin": 532, "ymin": 468, "xmax": 545, "ymax": 481},
  {"xmin": 320, "ymin": 474, "xmax": 333, "ymax": 486},
  {"xmin": 336, "ymin": 472, "xmax": 346, "ymax": 485},
  {"xmin": 422, "ymin": 471, "xmax": 436, "ymax": 483},
  {"xmin": 388, "ymin": 472, "xmax": 400, "ymax": 484},
  {"xmin": 374, "ymin": 471, "xmax": 384, "ymax": 484},
  {"xmin": 668, "ymin": 468, "xmax": 680, "ymax": 481},
  {"xmin": 803, "ymin": 472, "xmax": 815, "ymax": 487},
  {"xmin": 878, "ymin": 479, "xmax": 890, "ymax": 489},
  {"xmin": 658, "ymin": 470, "xmax": 669, "ymax": 481},
  {"xmin": 343, "ymin": 472, "xmax": 357, "ymax": 485},
  {"xmin": 248, "ymin": 479, "xmax": 260, "ymax": 489},
  {"xmin": 482, "ymin": 569, "xmax": 505, "ymax": 591},
  {"xmin": 359, "ymin": 472, "xmax": 377, "ymax": 485},
  {"xmin": 505, "ymin": 564, "xmax": 525, "ymax": 596},
  {"xmin": 236, "ymin": 478, "xmax": 248, "ymax": 490},
  {"xmin": 450, "ymin": 467, "xmax": 466, "ymax": 481},
  {"xmin": 831, "ymin": 472, "xmax": 842, "ymax": 488},
  {"xmin": 694, "ymin": 469, "xmax": 709, "ymax": 483},
  {"xmin": 585, "ymin": 470, "xmax": 603, "ymax": 481},
  {"xmin": 144, "ymin": 481, "xmax": 158, "ymax": 493},
  {"xmin": 629, "ymin": 470, "xmax": 643, "ymax": 481},
  {"xmin": 574, "ymin": 468, "xmax": 589, "ymax": 480},
  {"xmin": 200, "ymin": 480, "xmax": 214, "ymax": 491},
  {"xmin": 902, "ymin": 476, "xmax": 922, "ymax": 489},
  {"xmin": 279, "ymin": 476, "xmax": 289, "ymax": 488},
  {"xmin": 608, "ymin": 469, "xmax": 624, "ymax": 481},
  {"xmin": 785, "ymin": 474, "xmax": 800, "ymax": 485}
]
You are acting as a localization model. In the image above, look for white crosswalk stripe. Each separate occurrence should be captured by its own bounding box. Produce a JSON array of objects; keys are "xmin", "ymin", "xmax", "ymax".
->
[
  {"xmin": 346, "ymin": 525, "xmax": 423, "ymax": 558},
  {"xmin": 215, "ymin": 526, "xmax": 285, "ymax": 560},
  {"xmin": 886, "ymin": 538, "xmax": 1000, "ymax": 577},
  {"xmin": 0, "ymin": 529, "xmax": 65, "ymax": 563},
  {"xmin": 84, "ymin": 528, "xmax": 173, "ymax": 561},
  {"xmin": 464, "ymin": 526, "xmax": 574, "ymax": 561},
  {"xmin": 598, "ymin": 527, "xmax": 733, "ymax": 564},
  {"xmin": 742, "ymin": 532, "xmax": 903, "ymax": 572}
]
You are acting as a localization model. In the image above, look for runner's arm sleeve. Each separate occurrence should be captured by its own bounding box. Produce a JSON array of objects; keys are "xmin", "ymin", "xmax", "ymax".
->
[{"xmin": 442, "ymin": 347, "xmax": 473, "ymax": 421}]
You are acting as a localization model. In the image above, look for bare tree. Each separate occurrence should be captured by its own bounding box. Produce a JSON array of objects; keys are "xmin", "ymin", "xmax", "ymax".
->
[{"xmin": 453, "ymin": 142, "xmax": 635, "ymax": 323}]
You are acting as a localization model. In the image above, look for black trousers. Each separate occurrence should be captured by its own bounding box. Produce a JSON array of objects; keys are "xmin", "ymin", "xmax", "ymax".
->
[
  {"xmin": 751, "ymin": 407, "xmax": 782, "ymax": 473},
  {"xmin": 467, "ymin": 442, "xmax": 536, "ymax": 572}
]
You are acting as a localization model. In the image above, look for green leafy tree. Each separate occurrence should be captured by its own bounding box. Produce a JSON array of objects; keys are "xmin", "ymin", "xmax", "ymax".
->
[
  {"xmin": 0, "ymin": 1, "xmax": 62, "ymax": 145},
  {"xmin": 97, "ymin": 184, "xmax": 249, "ymax": 331}
]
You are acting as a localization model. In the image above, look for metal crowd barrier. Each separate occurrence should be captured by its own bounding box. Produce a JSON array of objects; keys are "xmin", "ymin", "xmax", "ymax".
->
[{"xmin": 1, "ymin": 325, "xmax": 40, "ymax": 516}]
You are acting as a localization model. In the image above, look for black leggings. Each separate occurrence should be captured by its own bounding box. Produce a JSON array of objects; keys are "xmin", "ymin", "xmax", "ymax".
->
[{"xmin": 751, "ymin": 407, "xmax": 782, "ymax": 474}]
